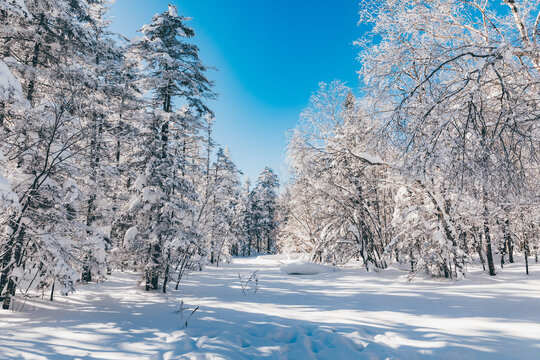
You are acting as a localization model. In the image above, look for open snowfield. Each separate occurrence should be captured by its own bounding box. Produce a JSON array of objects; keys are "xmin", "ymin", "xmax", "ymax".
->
[{"xmin": 1, "ymin": 255, "xmax": 540, "ymax": 360}]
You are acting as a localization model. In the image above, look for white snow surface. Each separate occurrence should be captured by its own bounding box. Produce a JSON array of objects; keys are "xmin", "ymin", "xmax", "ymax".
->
[
  {"xmin": 1, "ymin": 256, "xmax": 540, "ymax": 359},
  {"xmin": 280, "ymin": 261, "xmax": 333, "ymax": 275}
]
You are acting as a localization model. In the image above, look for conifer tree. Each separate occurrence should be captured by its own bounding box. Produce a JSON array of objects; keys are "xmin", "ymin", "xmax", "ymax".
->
[
  {"xmin": 125, "ymin": 4, "xmax": 214, "ymax": 291},
  {"xmin": 251, "ymin": 167, "xmax": 279, "ymax": 253},
  {"xmin": 207, "ymin": 147, "xmax": 242, "ymax": 264}
]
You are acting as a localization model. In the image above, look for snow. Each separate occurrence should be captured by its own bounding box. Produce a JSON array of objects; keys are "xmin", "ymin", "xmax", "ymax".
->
[
  {"xmin": 142, "ymin": 187, "xmax": 160, "ymax": 203},
  {"xmin": 123, "ymin": 226, "xmax": 138, "ymax": 244},
  {"xmin": 127, "ymin": 196, "xmax": 141, "ymax": 212},
  {"xmin": 0, "ymin": 173, "xmax": 12, "ymax": 193},
  {"xmin": 0, "ymin": 160, "xmax": 19, "ymax": 210},
  {"xmin": 0, "ymin": 0, "xmax": 29, "ymax": 17},
  {"xmin": 352, "ymin": 151, "xmax": 386, "ymax": 165},
  {"xmin": 0, "ymin": 59, "xmax": 23, "ymax": 101},
  {"xmin": 133, "ymin": 174, "xmax": 147, "ymax": 190},
  {"xmin": 1, "ymin": 255, "xmax": 540, "ymax": 359},
  {"xmin": 168, "ymin": 4, "xmax": 178, "ymax": 17},
  {"xmin": 280, "ymin": 261, "xmax": 333, "ymax": 275}
]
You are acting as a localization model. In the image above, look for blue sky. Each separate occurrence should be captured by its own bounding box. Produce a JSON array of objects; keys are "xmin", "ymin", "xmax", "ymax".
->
[{"xmin": 108, "ymin": 0, "xmax": 364, "ymax": 184}]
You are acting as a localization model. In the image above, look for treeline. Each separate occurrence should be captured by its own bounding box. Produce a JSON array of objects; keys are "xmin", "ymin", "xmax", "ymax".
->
[
  {"xmin": 0, "ymin": 1, "xmax": 279, "ymax": 310},
  {"xmin": 278, "ymin": 0, "xmax": 540, "ymax": 278}
]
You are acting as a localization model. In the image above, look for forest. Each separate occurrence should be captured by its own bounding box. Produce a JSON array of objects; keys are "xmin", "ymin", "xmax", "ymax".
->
[
  {"xmin": 0, "ymin": 0, "xmax": 280, "ymax": 309},
  {"xmin": 1, "ymin": 0, "xmax": 539, "ymax": 359},
  {"xmin": 280, "ymin": 0, "xmax": 539, "ymax": 279}
]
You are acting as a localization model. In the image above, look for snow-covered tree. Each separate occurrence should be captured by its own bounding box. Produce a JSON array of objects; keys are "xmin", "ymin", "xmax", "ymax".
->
[
  {"xmin": 251, "ymin": 167, "xmax": 279, "ymax": 254},
  {"xmin": 235, "ymin": 176, "xmax": 254, "ymax": 256},
  {"xmin": 123, "ymin": 4, "xmax": 215, "ymax": 291},
  {"xmin": 358, "ymin": 0, "xmax": 540, "ymax": 276},
  {"xmin": 204, "ymin": 147, "xmax": 242, "ymax": 264},
  {"xmin": 280, "ymin": 81, "xmax": 393, "ymax": 268},
  {"xmin": 0, "ymin": 0, "xmax": 266, "ymax": 310},
  {"xmin": 282, "ymin": 0, "xmax": 539, "ymax": 278},
  {"xmin": 0, "ymin": 58, "xmax": 24, "ymax": 308},
  {"xmin": 0, "ymin": 0, "xmax": 112, "ymax": 309}
]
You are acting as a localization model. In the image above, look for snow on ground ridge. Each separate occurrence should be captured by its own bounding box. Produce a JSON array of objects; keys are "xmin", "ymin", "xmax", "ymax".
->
[{"xmin": 280, "ymin": 261, "xmax": 333, "ymax": 275}]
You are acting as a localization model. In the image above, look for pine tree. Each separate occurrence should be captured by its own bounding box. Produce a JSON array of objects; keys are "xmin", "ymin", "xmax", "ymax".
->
[
  {"xmin": 251, "ymin": 167, "xmax": 279, "ymax": 254},
  {"xmin": 236, "ymin": 177, "xmax": 253, "ymax": 256},
  {"xmin": 125, "ymin": 4, "xmax": 214, "ymax": 291},
  {"xmin": 207, "ymin": 147, "xmax": 242, "ymax": 264}
]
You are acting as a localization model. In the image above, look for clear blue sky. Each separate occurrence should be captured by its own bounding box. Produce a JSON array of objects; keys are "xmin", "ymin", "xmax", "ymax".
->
[{"xmin": 108, "ymin": 0, "xmax": 364, "ymax": 184}]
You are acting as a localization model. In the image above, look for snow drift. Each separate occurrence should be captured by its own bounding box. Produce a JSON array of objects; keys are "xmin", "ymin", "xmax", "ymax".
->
[{"xmin": 280, "ymin": 261, "xmax": 333, "ymax": 275}]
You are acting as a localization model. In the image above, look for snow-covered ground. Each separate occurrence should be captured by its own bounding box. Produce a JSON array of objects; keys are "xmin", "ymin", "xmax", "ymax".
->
[{"xmin": 1, "ymin": 255, "xmax": 540, "ymax": 360}]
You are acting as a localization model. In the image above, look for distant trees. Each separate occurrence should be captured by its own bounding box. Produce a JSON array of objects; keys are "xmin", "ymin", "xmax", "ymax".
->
[
  {"xmin": 251, "ymin": 167, "xmax": 280, "ymax": 253},
  {"xmin": 205, "ymin": 147, "xmax": 243, "ymax": 265},
  {"xmin": 280, "ymin": 81, "xmax": 392, "ymax": 269},
  {"xmin": 201, "ymin": 161, "xmax": 280, "ymax": 262}
]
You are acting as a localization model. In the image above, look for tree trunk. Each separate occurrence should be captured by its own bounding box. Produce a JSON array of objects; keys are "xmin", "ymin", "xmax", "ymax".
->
[
  {"xmin": 162, "ymin": 250, "xmax": 171, "ymax": 293},
  {"xmin": 504, "ymin": 219, "xmax": 514, "ymax": 263},
  {"xmin": 481, "ymin": 190, "xmax": 496, "ymax": 276},
  {"xmin": 474, "ymin": 229, "xmax": 486, "ymax": 270},
  {"xmin": 162, "ymin": 264, "xmax": 169, "ymax": 293},
  {"xmin": 0, "ymin": 239, "xmax": 14, "ymax": 306},
  {"xmin": 267, "ymin": 234, "xmax": 271, "ymax": 253},
  {"xmin": 484, "ymin": 220, "xmax": 496, "ymax": 276},
  {"xmin": 1, "ymin": 223, "xmax": 26, "ymax": 309},
  {"xmin": 2, "ymin": 278, "xmax": 15, "ymax": 309},
  {"xmin": 81, "ymin": 261, "xmax": 92, "ymax": 283},
  {"xmin": 524, "ymin": 235, "xmax": 529, "ymax": 275},
  {"xmin": 500, "ymin": 233, "xmax": 506, "ymax": 269},
  {"xmin": 0, "ymin": 101, "xmax": 5, "ymax": 127},
  {"xmin": 151, "ymin": 274, "xmax": 159, "ymax": 290},
  {"xmin": 83, "ymin": 110, "xmax": 104, "ymax": 283},
  {"xmin": 145, "ymin": 242, "xmax": 161, "ymax": 291}
]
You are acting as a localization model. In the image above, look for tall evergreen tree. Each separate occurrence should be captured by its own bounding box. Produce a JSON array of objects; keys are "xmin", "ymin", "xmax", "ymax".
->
[
  {"xmin": 251, "ymin": 167, "xmax": 279, "ymax": 254},
  {"xmin": 206, "ymin": 147, "xmax": 242, "ymax": 264},
  {"xmin": 125, "ymin": 4, "xmax": 214, "ymax": 291}
]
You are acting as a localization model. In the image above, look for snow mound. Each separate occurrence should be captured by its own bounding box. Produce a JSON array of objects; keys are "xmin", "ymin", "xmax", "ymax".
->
[
  {"xmin": 281, "ymin": 261, "xmax": 332, "ymax": 275},
  {"xmin": 256, "ymin": 253, "xmax": 302, "ymax": 261}
]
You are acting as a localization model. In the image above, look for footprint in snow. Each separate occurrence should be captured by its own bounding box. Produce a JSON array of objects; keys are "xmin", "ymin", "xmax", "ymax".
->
[{"xmin": 243, "ymin": 323, "xmax": 366, "ymax": 359}]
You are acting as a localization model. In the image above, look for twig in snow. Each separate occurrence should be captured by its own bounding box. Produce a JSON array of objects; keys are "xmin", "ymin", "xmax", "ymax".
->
[
  {"xmin": 238, "ymin": 270, "xmax": 259, "ymax": 296},
  {"xmin": 182, "ymin": 306, "xmax": 199, "ymax": 329},
  {"xmin": 172, "ymin": 300, "xmax": 200, "ymax": 329}
]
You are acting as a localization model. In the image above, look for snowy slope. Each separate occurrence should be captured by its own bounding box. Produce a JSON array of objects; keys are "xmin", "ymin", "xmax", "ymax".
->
[{"xmin": 1, "ymin": 256, "xmax": 540, "ymax": 359}]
